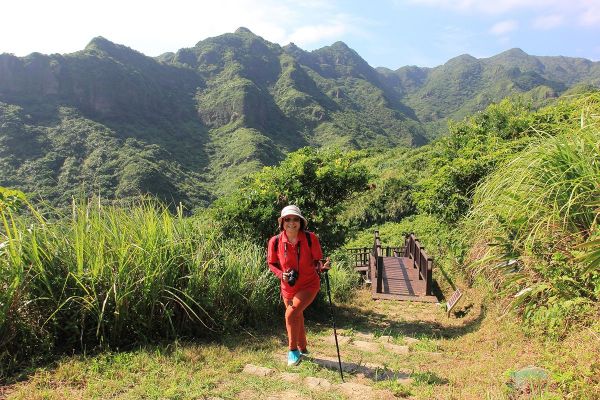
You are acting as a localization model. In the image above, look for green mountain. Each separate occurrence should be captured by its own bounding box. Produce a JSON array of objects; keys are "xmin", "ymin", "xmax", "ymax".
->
[
  {"xmin": 379, "ymin": 47, "xmax": 600, "ymax": 136},
  {"xmin": 1, "ymin": 28, "xmax": 599, "ymax": 207},
  {"xmin": 0, "ymin": 38, "xmax": 211, "ymax": 207}
]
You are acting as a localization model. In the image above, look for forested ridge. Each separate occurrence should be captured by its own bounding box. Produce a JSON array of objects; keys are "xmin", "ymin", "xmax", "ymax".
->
[{"xmin": 1, "ymin": 28, "xmax": 600, "ymax": 208}]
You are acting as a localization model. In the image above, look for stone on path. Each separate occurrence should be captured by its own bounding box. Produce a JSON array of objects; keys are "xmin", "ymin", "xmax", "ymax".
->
[
  {"xmin": 352, "ymin": 340, "xmax": 380, "ymax": 353},
  {"xmin": 304, "ymin": 376, "xmax": 332, "ymax": 390},
  {"xmin": 403, "ymin": 336, "xmax": 420, "ymax": 344},
  {"xmin": 508, "ymin": 366, "xmax": 551, "ymax": 394},
  {"xmin": 378, "ymin": 335, "xmax": 393, "ymax": 343},
  {"xmin": 354, "ymin": 332, "xmax": 376, "ymax": 341},
  {"xmin": 338, "ymin": 382, "xmax": 372, "ymax": 396},
  {"xmin": 242, "ymin": 364, "xmax": 275, "ymax": 377},
  {"xmin": 307, "ymin": 354, "xmax": 411, "ymax": 382},
  {"xmin": 382, "ymin": 342, "xmax": 409, "ymax": 354}
]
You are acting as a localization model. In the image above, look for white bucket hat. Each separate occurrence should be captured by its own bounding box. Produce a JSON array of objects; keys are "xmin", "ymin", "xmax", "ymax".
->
[{"xmin": 278, "ymin": 205, "xmax": 307, "ymax": 228}]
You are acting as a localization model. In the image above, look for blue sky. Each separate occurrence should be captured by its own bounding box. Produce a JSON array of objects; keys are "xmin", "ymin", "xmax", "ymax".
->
[{"xmin": 2, "ymin": 0, "xmax": 599, "ymax": 69}]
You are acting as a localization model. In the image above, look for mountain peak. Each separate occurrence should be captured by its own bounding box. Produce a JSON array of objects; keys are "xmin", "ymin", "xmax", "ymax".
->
[
  {"xmin": 487, "ymin": 47, "xmax": 543, "ymax": 70},
  {"xmin": 84, "ymin": 36, "xmax": 153, "ymax": 66},
  {"xmin": 85, "ymin": 36, "xmax": 118, "ymax": 52},
  {"xmin": 445, "ymin": 53, "xmax": 477, "ymax": 64},
  {"xmin": 234, "ymin": 27, "xmax": 255, "ymax": 35},
  {"xmin": 283, "ymin": 42, "xmax": 307, "ymax": 58},
  {"xmin": 330, "ymin": 41, "xmax": 351, "ymax": 50},
  {"xmin": 488, "ymin": 48, "xmax": 534, "ymax": 63},
  {"xmin": 314, "ymin": 41, "xmax": 360, "ymax": 59},
  {"xmin": 500, "ymin": 48, "xmax": 528, "ymax": 57},
  {"xmin": 284, "ymin": 42, "xmax": 300, "ymax": 50}
]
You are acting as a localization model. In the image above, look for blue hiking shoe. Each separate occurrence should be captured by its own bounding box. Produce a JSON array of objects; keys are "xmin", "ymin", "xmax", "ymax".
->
[
  {"xmin": 299, "ymin": 348, "xmax": 309, "ymax": 356},
  {"xmin": 287, "ymin": 349, "xmax": 302, "ymax": 366}
]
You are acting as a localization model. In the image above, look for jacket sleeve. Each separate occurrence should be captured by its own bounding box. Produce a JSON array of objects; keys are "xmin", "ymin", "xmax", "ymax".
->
[{"xmin": 267, "ymin": 236, "xmax": 283, "ymax": 280}]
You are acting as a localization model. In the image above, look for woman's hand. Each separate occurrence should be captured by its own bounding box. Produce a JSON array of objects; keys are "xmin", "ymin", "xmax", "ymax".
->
[{"xmin": 316, "ymin": 257, "xmax": 331, "ymax": 273}]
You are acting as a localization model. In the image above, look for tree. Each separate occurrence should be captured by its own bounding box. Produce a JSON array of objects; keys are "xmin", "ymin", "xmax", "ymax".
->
[{"xmin": 211, "ymin": 147, "xmax": 370, "ymax": 250}]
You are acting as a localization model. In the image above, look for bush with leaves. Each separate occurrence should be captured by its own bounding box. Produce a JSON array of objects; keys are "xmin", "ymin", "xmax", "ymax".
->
[
  {"xmin": 413, "ymin": 99, "xmax": 537, "ymax": 223},
  {"xmin": 210, "ymin": 147, "xmax": 370, "ymax": 250},
  {"xmin": 467, "ymin": 93, "xmax": 600, "ymax": 337}
]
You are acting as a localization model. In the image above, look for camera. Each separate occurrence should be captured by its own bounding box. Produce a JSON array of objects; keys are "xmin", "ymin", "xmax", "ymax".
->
[{"xmin": 285, "ymin": 269, "xmax": 299, "ymax": 286}]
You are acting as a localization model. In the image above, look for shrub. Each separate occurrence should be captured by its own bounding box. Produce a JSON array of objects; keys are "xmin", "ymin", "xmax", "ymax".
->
[
  {"xmin": 211, "ymin": 147, "xmax": 370, "ymax": 251},
  {"xmin": 467, "ymin": 94, "xmax": 600, "ymax": 336},
  {"xmin": 0, "ymin": 199, "xmax": 282, "ymax": 377}
]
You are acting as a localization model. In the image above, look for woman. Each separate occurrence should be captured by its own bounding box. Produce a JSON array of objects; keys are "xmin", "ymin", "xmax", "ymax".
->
[{"xmin": 267, "ymin": 205, "xmax": 329, "ymax": 366}]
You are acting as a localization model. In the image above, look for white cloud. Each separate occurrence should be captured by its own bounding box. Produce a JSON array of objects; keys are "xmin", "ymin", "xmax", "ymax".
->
[
  {"xmin": 287, "ymin": 23, "xmax": 350, "ymax": 47},
  {"xmin": 533, "ymin": 14, "xmax": 564, "ymax": 29},
  {"xmin": 407, "ymin": 0, "xmax": 600, "ymax": 23},
  {"xmin": 407, "ymin": 0, "xmax": 551, "ymax": 15},
  {"xmin": 579, "ymin": 3, "xmax": 600, "ymax": 26},
  {"xmin": 282, "ymin": 12, "xmax": 370, "ymax": 48},
  {"xmin": 0, "ymin": 0, "xmax": 357, "ymax": 56},
  {"xmin": 490, "ymin": 20, "xmax": 518, "ymax": 35}
]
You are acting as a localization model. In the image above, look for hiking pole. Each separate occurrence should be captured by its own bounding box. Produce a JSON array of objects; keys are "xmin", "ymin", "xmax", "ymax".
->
[{"xmin": 323, "ymin": 268, "xmax": 344, "ymax": 382}]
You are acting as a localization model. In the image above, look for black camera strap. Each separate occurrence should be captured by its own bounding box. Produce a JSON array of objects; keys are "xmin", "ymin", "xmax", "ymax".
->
[{"xmin": 296, "ymin": 243, "xmax": 301, "ymax": 272}]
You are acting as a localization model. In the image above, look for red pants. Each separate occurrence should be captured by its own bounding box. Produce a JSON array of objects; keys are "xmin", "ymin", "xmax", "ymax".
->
[{"xmin": 283, "ymin": 289, "xmax": 319, "ymax": 350}]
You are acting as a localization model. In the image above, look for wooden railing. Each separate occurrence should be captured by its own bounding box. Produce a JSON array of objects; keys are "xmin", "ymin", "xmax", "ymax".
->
[
  {"xmin": 348, "ymin": 233, "xmax": 404, "ymax": 285},
  {"xmin": 403, "ymin": 233, "xmax": 433, "ymax": 296},
  {"xmin": 348, "ymin": 247, "xmax": 370, "ymax": 270},
  {"xmin": 383, "ymin": 246, "xmax": 403, "ymax": 257},
  {"xmin": 372, "ymin": 231, "xmax": 384, "ymax": 292},
  {"xmin": 348, "ymin": 231, "xmax": 434, "ymax": 299}
]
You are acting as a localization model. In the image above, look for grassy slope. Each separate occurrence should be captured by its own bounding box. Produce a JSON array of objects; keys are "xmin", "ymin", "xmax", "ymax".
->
[{"xmin": 3, "ymin": 288, "xmax": 598, "ymax": 399}]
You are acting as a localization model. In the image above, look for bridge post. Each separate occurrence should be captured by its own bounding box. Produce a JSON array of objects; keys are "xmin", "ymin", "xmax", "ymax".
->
[
  {"xmin": 427, "ymin": 258, "xmax": 433, "ymax": 295},
  {"xmin": 376, "ymin": 255, "xmax": 383, "ymax": 293}
]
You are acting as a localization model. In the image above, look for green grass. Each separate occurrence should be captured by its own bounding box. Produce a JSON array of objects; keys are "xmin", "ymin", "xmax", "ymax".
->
[
  {"xmin": 5, "ymin": 288, "xmax": 598, "ymax": 399},
  {"xmin": 0, "ymin": 199, "xmax": 281, "ymax": 378},
  {"xmin": 0, "ymin": 198, "xmax": 359, "ymax": 380},
  {"xmin": 467, "ymin": 94, "xmax": 600, "ymax": 337}
]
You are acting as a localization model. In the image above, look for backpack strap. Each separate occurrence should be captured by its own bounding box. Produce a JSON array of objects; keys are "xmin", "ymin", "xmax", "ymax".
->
[
  {"xmin": 275, "ymin": 231, "xmax": 312, "ymax": 251},
  {"xmin": 271, "ymin": 233, "xmax": 282, "ymax": 271},
  {"xmin": 274, "ymin": 233, "xmax": 281, "ymax": 253},
  {"xmin": 272, "ymin": 232, "xmax": 313, "ymax": 272}
]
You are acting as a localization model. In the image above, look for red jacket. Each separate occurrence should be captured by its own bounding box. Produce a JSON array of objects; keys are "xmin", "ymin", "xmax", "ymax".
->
[{"xmin": 267, "ymin": 230, "xmax": 322, "ymax": 299}]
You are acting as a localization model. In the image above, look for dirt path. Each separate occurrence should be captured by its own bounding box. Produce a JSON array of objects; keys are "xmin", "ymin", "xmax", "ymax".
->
[
  {"xmin": 237, "ymin": 287, "xmax": 554, "ymax": 399},
  {"xmin": 5, "ymin": 287, "xmax": 595, "ymax": 399}
]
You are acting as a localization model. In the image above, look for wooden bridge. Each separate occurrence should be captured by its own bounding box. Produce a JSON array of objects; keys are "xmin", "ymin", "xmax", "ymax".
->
[{"xmin": 348, "ymin": 231, "xmax": 437, "ymax": 302}]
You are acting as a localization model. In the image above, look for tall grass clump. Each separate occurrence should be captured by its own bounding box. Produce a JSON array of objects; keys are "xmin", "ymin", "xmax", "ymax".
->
[
  {"xmin": 467, "ymin": 95, "xmax": 600, "ymax": 337},
  {"xmin": 0, "ymin": 199, "xmax": 281, "ymax": 378},
  {"xmin": 1, "ymin": 192, "xmax": 55, "ymax": 378},
  {"xmin": 325, "ymin": 250, "xmax": 363, "ymax": 303}
]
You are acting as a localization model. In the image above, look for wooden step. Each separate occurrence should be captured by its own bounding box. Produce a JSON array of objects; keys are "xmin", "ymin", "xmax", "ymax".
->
[
  {"xmin": 371, "ymin": 292, "xmax": 438, "ymax": 302},
  {"xmin": 371, "ymin": 256, "xmax": 433, "ymax": 300}
]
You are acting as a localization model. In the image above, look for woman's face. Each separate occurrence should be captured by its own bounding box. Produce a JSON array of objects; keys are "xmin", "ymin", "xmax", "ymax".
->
[{"xmin": 283, "ymin": 215, "xmax": 301, "ymax": 233}]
